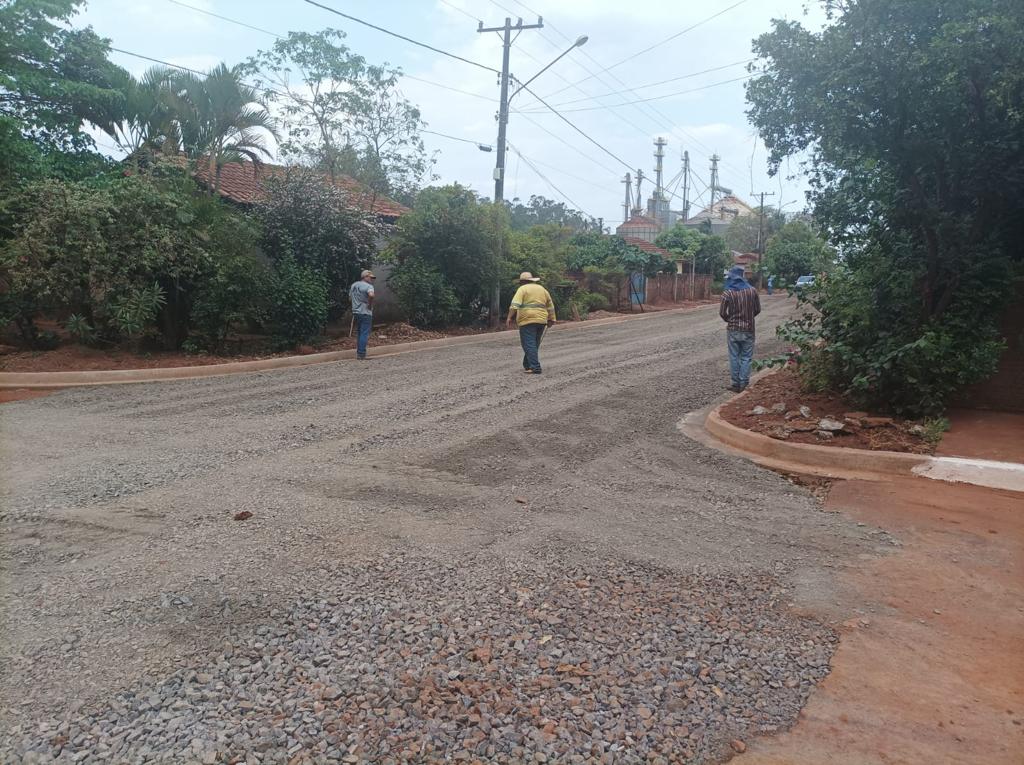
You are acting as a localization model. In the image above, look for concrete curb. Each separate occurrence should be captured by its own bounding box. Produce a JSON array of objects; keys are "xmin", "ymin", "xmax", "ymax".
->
[
  {"xmin": 692, "ymin": 381, "xmax": 1024, "ymax": 493},
  {"xmin": 0, "ymin": 304, "xmax": 716, "ymax": 390}
]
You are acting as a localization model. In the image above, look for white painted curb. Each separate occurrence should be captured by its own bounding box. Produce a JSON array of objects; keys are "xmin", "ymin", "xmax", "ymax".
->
[{"xmin": 913, "ymin": 456, "xmax": 1024, "ymax": 494}]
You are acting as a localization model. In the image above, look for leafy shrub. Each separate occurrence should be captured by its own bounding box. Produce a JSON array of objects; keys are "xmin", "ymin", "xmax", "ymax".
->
[
  {"xmin": 777, "ymin": 256, "xmax": 1009, "ymax": 416},
  {"xmin": 0, "ymin": 166, "xmax": 264, "ymax": 349},
  {"xmin": 255, "ymin": 168, "xmax": 383, "ymax": 318},
  {"xmin": 270, "ymin": 256, "xmax": 328, "ymax": 346},
  {"xmin": 386, "ymin": 185, "xmax": 507, "ymax": 323},
  {"xmin": 387, "ymin": 258, "xmax": 461, "ymax": 328}
]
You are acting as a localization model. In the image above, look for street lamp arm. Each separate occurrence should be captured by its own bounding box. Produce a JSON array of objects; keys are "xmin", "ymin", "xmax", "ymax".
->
[{"xmin": 508, "ymin": 35, "xmax": 587, "ymax": 103}]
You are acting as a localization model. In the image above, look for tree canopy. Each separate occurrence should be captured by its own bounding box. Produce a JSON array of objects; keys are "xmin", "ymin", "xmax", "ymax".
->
[
  {"xmin": 747, "ymin": 0, "xmax": 1024, "ymax": 415},
  {"xmin": 762, "ymin": 221, "xmax": 833, "ymax": 282}
]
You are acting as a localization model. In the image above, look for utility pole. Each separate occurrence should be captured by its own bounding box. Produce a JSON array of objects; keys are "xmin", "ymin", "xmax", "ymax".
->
[
  {"xmin": 680, "ymin": 150, "xmax": 690, "ymax": 222},
  {"xmin": 477, "ymin": 16, "xmax": 544, "ymax": 325},
  {"xmin": 478, "ymin": 16, "xmax": 544, "ymax": 204},
  {"xmin": 753, "ymin": 190, "xmax": 776, "ymax": 289},
  {"xmin": 621, "ymin": 172, "xmax": 632, "ymax": 223}
]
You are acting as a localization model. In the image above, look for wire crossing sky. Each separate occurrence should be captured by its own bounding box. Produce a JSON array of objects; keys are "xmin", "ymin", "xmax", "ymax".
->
[{"xmin": 82, "ymin": 0, "xmax": 824, "ymax": 226}]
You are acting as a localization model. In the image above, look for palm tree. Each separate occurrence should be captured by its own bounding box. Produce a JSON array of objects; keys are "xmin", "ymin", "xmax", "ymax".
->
[
  {"xmin": 173, "ymin": 64, "xmax": 279, "ymax": 195},
  {"xmin": 101, "ymin": 66, "xmax": 179, "ymax": 158}
]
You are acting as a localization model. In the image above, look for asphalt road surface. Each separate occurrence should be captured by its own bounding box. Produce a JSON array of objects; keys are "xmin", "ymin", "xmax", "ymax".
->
[{"xmin": 1, "ymin": 299, "xmax": 883, "ymax": 764}]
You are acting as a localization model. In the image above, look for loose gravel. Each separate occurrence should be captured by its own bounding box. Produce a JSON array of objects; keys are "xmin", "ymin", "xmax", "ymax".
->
[{"xmin": 1, "ymin": 302, "xmax": 885, "ymax": 763}]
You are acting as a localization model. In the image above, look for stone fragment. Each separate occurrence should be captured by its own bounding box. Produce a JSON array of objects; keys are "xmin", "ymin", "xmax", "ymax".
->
[
  {"xmin": 747, "ymin": 406, "xmax": 768, "ymax": 416},
  {"xmin": 815, "ymin": 431, "xmax": 834, "ymax": 441},
  {"xmin": 771, "ymin": 402, "xmax": 787, "ymax": 413},
  {"xmin": 730, "ymin": 740, "xmax": 747, "ymax": 753},
  {"xmin": 767, "ymin": 426, "xmax": 792, "ymax": 440},
  {"xmin": 817, "ymin": 417, "xmax": 845, "ymax": 432},
  {"xmin": 233, "ymin": 511, "xmax": 253, "ymax": 521},
  {"xmin": 799, "ymin": 405, "xmax": 812, "ymax": 418}
]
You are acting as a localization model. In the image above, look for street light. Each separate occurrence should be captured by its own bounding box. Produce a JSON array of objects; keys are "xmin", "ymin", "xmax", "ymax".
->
[
  {"xmin": 508, "ymin": 36, "xmax": 588, "ymax": 103},
  {"xmin": 493, "ymin": 34, "xmax": 588, "ymax": 203}
]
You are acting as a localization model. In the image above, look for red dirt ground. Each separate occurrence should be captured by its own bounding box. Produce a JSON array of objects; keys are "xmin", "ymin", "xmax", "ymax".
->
[
  {"xmin": 740, "ymin": 476, "xmax": 1024, "ymax": 765},
  {"xmin": 0, "ymin": 323, "xmax": 501, "ymax": 373},
  {"xmin": 719, "ymin": 369, "xmax": 934, "ymax": 454},
  {"xmin": 0, "ymin": 303, "xmax": 716, "ymax": 375}
]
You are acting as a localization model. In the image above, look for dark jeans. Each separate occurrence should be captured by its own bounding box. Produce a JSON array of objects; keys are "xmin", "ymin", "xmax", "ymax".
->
[
  {"xmin": 354, "ymin": 314, "xmax": 372, "ymax": 358},
  {"xmin": 519, "ymin": 323, "xmax": 546, "ymax": 373},
  {"xmin": 727, "ymin": 330, "xmax": 755, "ymax": 388}
]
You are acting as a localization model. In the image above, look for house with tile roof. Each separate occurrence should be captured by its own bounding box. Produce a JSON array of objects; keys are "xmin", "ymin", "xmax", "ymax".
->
[
  {"xmin": 684, "ymin": 195, "xmax": 755, "ymax": 236},
  {"xmin": 190, "ymin": 160, "xmax": 409, "ymax": 222}
]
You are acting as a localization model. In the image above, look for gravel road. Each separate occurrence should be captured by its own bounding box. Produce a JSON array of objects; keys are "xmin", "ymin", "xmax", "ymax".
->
[{"xmin": 0, "ymin": 301, "xmax": 887, "ymax": 764}]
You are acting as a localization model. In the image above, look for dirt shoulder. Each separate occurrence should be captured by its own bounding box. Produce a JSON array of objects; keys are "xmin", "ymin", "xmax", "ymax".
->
[
  {"xmin": 741, "ymin": 477, "xmax": 1024, "ymax": 765},
  {"xmin": 0, "ymin": 303, "xmax": 717, "ymax": 375},
  {"xmin": 719, "ymin": 369, "xmax": 934, "ymax": 454}
]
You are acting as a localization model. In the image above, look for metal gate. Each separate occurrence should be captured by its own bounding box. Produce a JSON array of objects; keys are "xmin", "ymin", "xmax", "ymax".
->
[{"xmin": 629, "ymin": 272, "xmax": 646, "ymax": 305}]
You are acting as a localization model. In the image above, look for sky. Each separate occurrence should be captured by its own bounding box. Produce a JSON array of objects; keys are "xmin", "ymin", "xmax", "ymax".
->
[{"xmin": 77, "ymin": 0, "xmax": 828, "ymax": 228}]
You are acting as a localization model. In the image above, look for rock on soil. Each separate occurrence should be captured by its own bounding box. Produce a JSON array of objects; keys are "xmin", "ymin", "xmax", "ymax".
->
[{"xmin": 1, "ymin": 559, "xmax": 837, "ymax": 764}]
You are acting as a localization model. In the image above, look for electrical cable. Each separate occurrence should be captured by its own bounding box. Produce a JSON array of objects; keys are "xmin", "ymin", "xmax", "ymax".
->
[
  {"xmin": 539, "ymin": 60, "xmax": 755, "ymax": 108},
  {"xmin": 401, "ymin": 74, "xmax": 494, "ymax": 101},
  {"xmin": 510, "ymin": 109, "xmax": 620, "ymax": 176},
  {"xmin": 165, "ymin": 0, "xmax": 281, "ymax": 38},
  {"xmin": 507, "ymin": 141, "xmax": 593, "ymax": 219},
  {"xmin": 302, "ymin": 0, "xmax": 500, "ymax": 74},
  {"xmin": 517, "ymin": 75, "xmax": 755, "ymax": 113},
  {"xmin": 516, "ymin": 82, "xmax": 633, "ymax": 173},
  {"xmin": 538, "ymin": 0, "xmax": 750, "ymax": 100},
  {"xmin": 421, "ymin": 129, "xmax": 491, "ymax": 150}
]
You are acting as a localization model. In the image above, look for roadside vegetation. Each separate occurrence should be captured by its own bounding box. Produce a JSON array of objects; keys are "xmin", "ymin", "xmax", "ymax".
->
[{"xmin": 747, "ymin": 0, "xmax": 1024, "ymax": 416}]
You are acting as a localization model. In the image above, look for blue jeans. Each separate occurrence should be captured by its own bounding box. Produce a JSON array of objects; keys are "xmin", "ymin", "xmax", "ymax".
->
[
  {"xmin": 519, "ymin": 323, "xmax": 546, "ymax": 373},
  {"xmin": 727, "ymin": 330, "xmax": 755, "ymax": 388},
  {"xmin": 354, "ymin": 314, "xmax": 372, "ymax": 358}
]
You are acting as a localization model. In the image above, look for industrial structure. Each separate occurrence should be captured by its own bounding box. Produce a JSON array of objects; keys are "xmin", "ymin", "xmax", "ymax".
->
[{"xmin": 615, "ymin": 138, "xmax": 755, "ymax": 241}]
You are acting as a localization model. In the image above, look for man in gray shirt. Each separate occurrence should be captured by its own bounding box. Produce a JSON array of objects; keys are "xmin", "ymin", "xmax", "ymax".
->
[{"xmin": 349, "ymin": 269, "xmax": 376, "ymax": 359}]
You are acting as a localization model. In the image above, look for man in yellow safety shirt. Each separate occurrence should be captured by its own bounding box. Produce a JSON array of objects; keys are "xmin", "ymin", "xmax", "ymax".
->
[{"xmin": 506, "ymin": 271, "xmax": 556, "ymax": 374}]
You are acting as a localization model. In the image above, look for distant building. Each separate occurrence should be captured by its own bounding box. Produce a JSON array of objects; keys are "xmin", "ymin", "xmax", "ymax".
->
[
  {"xmin": 615, "ymin": 212, "xmax": 662, "ymax": 243},
  {"xmin": 684, "ymin": 195, "xmax": 755, "ymax": 237}
]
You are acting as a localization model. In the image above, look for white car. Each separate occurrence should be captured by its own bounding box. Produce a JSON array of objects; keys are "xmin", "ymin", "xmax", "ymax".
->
[{"xmin": 794, "ymin": 275, "xmax": 816, "ymax": 289}]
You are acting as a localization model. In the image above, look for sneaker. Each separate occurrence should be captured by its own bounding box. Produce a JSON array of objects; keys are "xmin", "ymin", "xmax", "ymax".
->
[{"xmin": 727, "ymin": 384, "xmax": 742, "ymax": 393}]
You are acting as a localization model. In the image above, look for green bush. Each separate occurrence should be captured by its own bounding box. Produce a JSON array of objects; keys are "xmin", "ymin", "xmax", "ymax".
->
[
  {"xmin": 779, "ymin": 255, "xmax": 1009, "ymax": 415},
  {"xmin": 388, "ymin": 258, "xmax": 461, "ymax": 328},
  {"xmin": 0, "ymin": 166, "xmax": 264, "ymax": 349},
  {"xmin": 270, "ymin": 256, "xmax": 328, "ymax": 346}
]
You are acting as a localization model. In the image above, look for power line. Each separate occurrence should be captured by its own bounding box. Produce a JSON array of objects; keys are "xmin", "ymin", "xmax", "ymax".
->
[
  {"xmin": 421, "ymin": 128, "xmax": 492, "ymax": 149},
  {"xmin": 437, "ymin": 0, "xmax": 482, "ymax": 23},
  {"xmin": 165, "ymin": 0, "xmax": 281, "ymax": 38},
  {"xmin": 540, "ymin": 59, "xmax": 755, "ymax": 108},
  {"xmin": 109, "ymin": 47, "xmax": 208, "ymax": 76},
  {"xmin": 302, "ymin": 0, "xmax": 500, "ymax": 74},
  {"xmin": 517, "ymin": 82, "xmax": 634, "ymax": 173},
  {"xmin": 401, "ymin": 73, "xmax": 494, "ymax": 101},
  {"xmin": 507, "ymin": 141, "xmax": 593, "ymax": 219},
  {"xmin": 538, "ymin": 0, "xmax": 750, "ymax": 100},
  {"xmin": 505, "ymin": 1, "xmax": 749, "ymax": 192},
  {"xmin": 510, "ymin": 109, "xmax": 620, "ymax": 176},
  {"xmin": 518, "ymin": 75, "xmax": 755, "ymax": 114}
]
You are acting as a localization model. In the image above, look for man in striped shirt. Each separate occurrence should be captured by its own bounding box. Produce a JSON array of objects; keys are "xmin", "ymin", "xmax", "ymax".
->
[{"xmin": 719, "ymin": 266, "xmax": 761, "ymax": 392}]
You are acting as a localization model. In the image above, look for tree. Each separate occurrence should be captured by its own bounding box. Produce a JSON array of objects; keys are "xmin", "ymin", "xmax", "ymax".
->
[
  {"xmin": 253, "ymin": 168, "xmax": 382, "ymax": 317},
  {"xmin": 746, "ymin": 0, "xmax": 1024, "ymax": 415},
  {"xmin": 0, "ymin": 0, "xmax": 125, "ymax": 152},
  {"xmin": 507, "ymin": 195, "xmax": 593, "ymax": 232},
  {"xmin": 656, "ymin": 225, "xmax": 730, "ymax": 275},
  {"xmin": 762, "ymin": 221, "xmax": 833, "ymax": 282},
  {"xmin": 243, "ymin": 30, "xmax": 430, "ymax": 201},
  {"xmin": 171, "ymin": 64, "xmax": 278, "ymax": 195},
  {"xmin": 103, "ymin": 66, "xmax": 179, "ymax": 157},
  {"xmin": 724, "ymin": 207, "xmax": 785, "ymax": 253},
  {"xmin": 386, "ymin": 185, "xmax": 507, "ymax": 325}
]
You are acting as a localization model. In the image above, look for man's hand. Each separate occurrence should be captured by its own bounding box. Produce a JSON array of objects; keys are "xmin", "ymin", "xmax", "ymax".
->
[{"xmin": 547, "ymin": 319, "xmax": 556, "ymax": 327}]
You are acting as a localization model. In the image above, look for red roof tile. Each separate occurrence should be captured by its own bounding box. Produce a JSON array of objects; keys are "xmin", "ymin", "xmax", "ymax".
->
[
  {"xmin": 617, "ymin": 213, "xmax": 662, "ymax": 230},
  {"xmin": 192, "ymin": 161, "xmax": 409, "ymax": 219}
]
